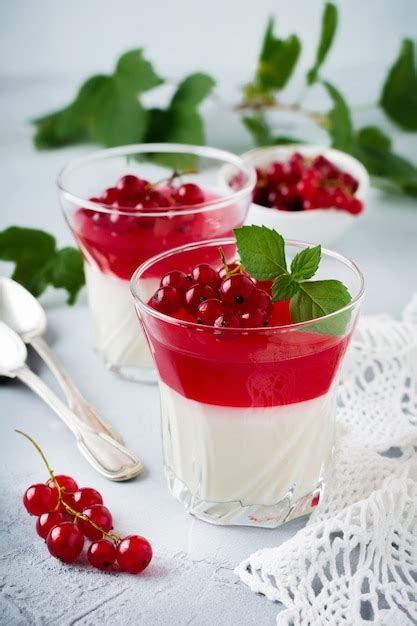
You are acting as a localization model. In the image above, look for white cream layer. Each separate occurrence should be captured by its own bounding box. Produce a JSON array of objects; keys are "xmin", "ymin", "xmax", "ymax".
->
[
  {"xmin": 160, "ymin": 381, "xmax": 335, "ymax": 507},
  {"xmin": 84, "ymin": 263, "xmax": 157, "ymax": 369}
]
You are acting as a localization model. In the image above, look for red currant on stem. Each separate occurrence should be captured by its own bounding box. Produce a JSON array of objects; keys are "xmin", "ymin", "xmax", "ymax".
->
[
  {"xmin": 151, "ymin": 286, "xmax": 183, "ymax": 314},
  {"xmin": 160, "ymin": 270, "xmax": 191, "ymax": 292},
  {"xmin": 88, "ymin": 540, "xmax": 116, "ymax": 570},
  {"xmin": 196, "ymin": 299, "xmax": 225, "ymax": 325},
  {"xmin": 220, "ymin": 274, "xmax": 256, "ymax": 308},
  {"xmin": 23, "ymin": 483, "xmax": 59, "ymax": 516},
  {"xmin": 184, "ymin": 284, "xmax": 215, "ymax": 313},
  {"xmin": 116, "ymin": 535, "xmax": 153, "ymax": 574},
  {"xmin": 36, "ymin": 511, "xmax": 67, "ymax": 539},
  {"xmin": 71, "ymin": 487, "xmax": 103, "ymax": 512},
  {"xmin": 16, "ymin": 430, "xmax": 153, "ymax": 574},
  {"xmin": 191, "ymin": 264, "xmax": 220, "ymax": 289},
  {"xmin": 77, "ymin": 504, "xmax": 113, "ymax": 541},
  {"xmin": 47, "ymin": 522, "xmax": 84, "ymax": 563}
]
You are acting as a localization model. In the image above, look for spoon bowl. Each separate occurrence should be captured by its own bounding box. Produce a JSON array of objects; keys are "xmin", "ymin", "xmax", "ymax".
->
[
  {"xmin": 0, "ymin": 278, "xmax": 46, "ymax": 342},
  {"xmin": 0, "ymin": 321, "xmax": 27, "ymax": 376}
]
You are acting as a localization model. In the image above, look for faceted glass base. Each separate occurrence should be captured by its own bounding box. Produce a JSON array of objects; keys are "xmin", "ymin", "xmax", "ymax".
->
[
  {"xmin": 107, "ymin": 362, "xmax": 158, "ymax": 384},
  {"xmin": 165, "ymin": 466, "xmax": 323, "ymax": 528}
]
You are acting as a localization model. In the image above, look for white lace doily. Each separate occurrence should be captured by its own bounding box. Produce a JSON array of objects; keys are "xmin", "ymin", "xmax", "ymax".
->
[{"xmin": 236, "ymin": 296, "xmax": 417, "ymax": 626}]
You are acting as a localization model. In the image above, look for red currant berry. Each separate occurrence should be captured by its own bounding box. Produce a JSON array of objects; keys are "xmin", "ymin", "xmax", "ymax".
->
[
  {"xmin": 220, "ymin": 274, "xmax": 255, "ymax": 308},
  {"xmin": 116, "ymin": 535, "xmax": 153, "ymax": 574},
  {"xmin": 160, "ymin": 271, "xmax": 191, "ymax": 292},
  {"xmin": 36, "ymin": 511, "xmax": 66, "ymax": 540},
  {"xmin": 77, "ymin": 504, "xmax": 113, "ymax": 541},
  {"xmin": 266, "ymin": 161, "xmax": 285, "ymax": 184},
  {"xmin": 339, "ymin": 172, "xmax": 359, "ymax": 193},
  {"xmin": 184, "ymin": 284, "xmax": 215, "ymax": 313},
  {"xmin": 88, "ymin": 540, "xmax": 116, "ymax": 571},
  {"xmin": 151, "ymin": 287, "xmax": 183, "ymax": 314},
  {"xmin": 46, "ymin": 475, "xmax": 78, "ymax": 493},
  {"xmin": 249, "ymin": 289, "xmax": 273, "ymax": 316},
  {"xmin": 347, "ymin": 198, "xmax": 363, "ymax": 215},
  {"xmin": 46, "ymin": 522, "xmax": 84, "ymax": 563},
  {"xmin": 102, "ymin": 187, "xmax": 119, "ymax": 205},
  {"xmin": 196, "ymin": 299, "xmax": 225, "ymax": 325},
  {"xmin": 23, "ymin": 484, "xmax": 59, "ymax": 516},
  {"xmin": 240, "ymin": 309, "xmax": 269, "ymax": 328},
  {"xmin": 117, "ymin": 175, "xmax": 147, "ymax": 198},
  {"xmin": 191, "ymin": 264, "xmax": 220, "ymax": 289},
  {"xmin": 214, "ymin": 313, "xmax": 240, "ymax": 328},
  {"xmin": 137, "ymin": 190, "xmax": 172, "ymax": 210},
  {"xmin": 71, "ymin": 487, "xmax": 103, "ymax": 512},
  {"xmin": 173, "ymin": 183, "xmax": 205, "ymax": 206}
]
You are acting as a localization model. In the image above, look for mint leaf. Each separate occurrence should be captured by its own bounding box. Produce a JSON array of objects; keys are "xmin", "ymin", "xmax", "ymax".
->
[
  {"xmin": 255, "ymin": 18, "xmax": 301, "ymax": 92},
  {"xmin": 290, "ymin": 280, "xmax": 351, "ymax": 322},
  {"xmin": 307, "ymin": 2, "xmax": 338, "ymax": 85},
  {"xmin": 0, "ymin": 227, "xmax": 84, "ymax": 304},
  {"xmin": 272, "ymin": 275, "xmax": 300, "ymax": 301},
  {"xmin": 290, "ymin": 245, "xmax": 321, "ymax": 281},
  {"xmin": 380, "ymin": 39, "xmax": 417, "ymax": 131},
  {"xmin": 352, "ymin": 125, "xmax": 417, "ymax": 195},
  {"xmin": 322, "ymin": 81, "xmax": 353, "ymax": 151},
  {"xmin": 33, "ymin": 49, "xmax": 162, "ymax": 149},
  {"xmin": 234, "ymin": 225, "xmax": 287, "ymax": 280}
]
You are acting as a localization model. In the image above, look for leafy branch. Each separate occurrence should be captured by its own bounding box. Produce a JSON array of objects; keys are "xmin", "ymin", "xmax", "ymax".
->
[{"xmin": 240, "ymin": 2, "xmax": 417, "ymax": 196}]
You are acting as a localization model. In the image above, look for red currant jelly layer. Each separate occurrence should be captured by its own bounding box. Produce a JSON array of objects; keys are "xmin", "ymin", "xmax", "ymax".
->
[
  {"xmin": 70, "ymin": 176, "xmax": 244, "ymax": 280},
  {"xmin": 143, "ymin": 262, "xmax": 349, "ymax": 407}
]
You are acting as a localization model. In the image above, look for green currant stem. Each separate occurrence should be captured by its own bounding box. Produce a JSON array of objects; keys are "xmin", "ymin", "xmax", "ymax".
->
[{"xmin": 15, "ymin": 430, "xmax": 121, "ymax": 545}]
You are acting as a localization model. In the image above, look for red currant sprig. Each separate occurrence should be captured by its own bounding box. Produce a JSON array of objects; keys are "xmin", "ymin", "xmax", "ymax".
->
[{"xmin": 17, "ymin": 430, "xmax": 152, "ymax": 574}]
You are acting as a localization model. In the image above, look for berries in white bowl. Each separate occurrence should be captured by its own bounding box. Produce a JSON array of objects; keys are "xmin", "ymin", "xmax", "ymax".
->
[{"xmin": 240, "ymin": 145, "xmax": 369, "ymax": 245}]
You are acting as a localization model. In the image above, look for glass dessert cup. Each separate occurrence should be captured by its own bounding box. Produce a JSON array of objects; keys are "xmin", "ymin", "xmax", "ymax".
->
[
  {"xmin": 58, "ymin": 144, "xmax": 255, "ymax": 382},
  {"xmin": 131, "ymin": 238, "xmax": 364, "ymax": 527}
]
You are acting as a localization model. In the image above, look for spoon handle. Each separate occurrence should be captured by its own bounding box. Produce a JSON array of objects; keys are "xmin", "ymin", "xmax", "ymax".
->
[
  {"xmin": 16, "ymin": 365, "xmax": 144, "ymax": 481},
  {"xmin": 30, "ymin": 336, "xmax": 123, "ymax": 444}
]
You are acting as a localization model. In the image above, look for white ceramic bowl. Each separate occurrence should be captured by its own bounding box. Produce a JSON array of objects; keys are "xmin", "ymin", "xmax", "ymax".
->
[{"xmin": 241, "ymin": 145, "xmax": 369, "ymax": 245}]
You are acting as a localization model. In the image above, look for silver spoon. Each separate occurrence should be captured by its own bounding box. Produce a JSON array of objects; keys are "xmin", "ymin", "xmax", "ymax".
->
[
  {"xmin": 0, "ymin": 321, "xmax": 143, "ymax": 480},
  {"xmin": 0, "ymin": 277, "xmax": 122, "ymax": 443}
]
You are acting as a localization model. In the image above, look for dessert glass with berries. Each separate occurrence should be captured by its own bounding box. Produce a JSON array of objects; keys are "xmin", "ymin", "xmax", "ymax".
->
[
  {"xmin": 130, "ymin": 233, "xmax": 364, "ymax": 527},
  {"xmin": 240, "ymin": 145, "xmax": 369, "ymax": 244},
  {"xmin": 58, "ymin": 144, "xmax": 255, "ymax": 381}
]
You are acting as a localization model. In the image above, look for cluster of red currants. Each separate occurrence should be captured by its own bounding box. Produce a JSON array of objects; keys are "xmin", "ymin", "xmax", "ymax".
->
[
  {"xmin": 23, "ymin": 472, "xmax": 152, "ymax": 574},
  {"xmin": 253, "ymin": 153, "xmax": 363, "ymax": 215},
  {"xmin": 150, "ymin": 262, "xmax": 273, "ymax": 328},
  {"xmin": 89, "ymin": 174, "xmax": 206, "ymax": 211}
]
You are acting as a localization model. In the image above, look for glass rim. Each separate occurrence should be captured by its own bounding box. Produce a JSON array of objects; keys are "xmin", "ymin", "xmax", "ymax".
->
[
  {"xmin": 56, "ymin": 143, "xmax": 256, "ymax": 218},
  {"xmin": 130, "ymin": 236, "xmax": 365, "ymax": 333}
]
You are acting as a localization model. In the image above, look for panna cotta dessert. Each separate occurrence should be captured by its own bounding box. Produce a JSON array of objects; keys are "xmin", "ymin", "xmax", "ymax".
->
[
  {"xmin": 131, "ymin": 228, "xmax": 364, "ymax": 527},
  {"xmin": 58, "ymin": 144, "xmax": 255, "ymax": 379}
]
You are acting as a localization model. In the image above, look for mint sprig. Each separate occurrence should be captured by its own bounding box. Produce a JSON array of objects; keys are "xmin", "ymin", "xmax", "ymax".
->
[
  {"xmin": 0, "ymin": 227, "xmax": 85, "ymax": 304},
  {"xmin": 234, "ymin": 225, "xmax": 351, "ymax": 328}
]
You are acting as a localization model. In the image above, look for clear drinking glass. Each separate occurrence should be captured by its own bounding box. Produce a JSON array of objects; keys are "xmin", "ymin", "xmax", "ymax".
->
[
  {"xmin": 131, "ymin": 238, "xmax": 364, "ymax": 527},
  {"xmin": 58, "ymin": 144, "xmax": 255, "ymax": 381}
]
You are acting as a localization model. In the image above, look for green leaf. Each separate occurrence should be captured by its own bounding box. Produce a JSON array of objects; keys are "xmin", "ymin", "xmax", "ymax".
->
[
  {"xmin": 290, "ymin": 245, "xmax": 321, "ymax": 281},
  {"xmin": 352, "ymin": 125, "xmax": 417, "ymax": 195},
  {"xmin": 46, "ymin": 247, "xmax": 85, "ymax": 305},
  {"xmin": 170, "ymin": 73, "xmax": 215, "ymax": 108},
  {"xmin": 115, "ymin": 49, "xmax": 163, "ymax": 92},
  {"xmin": 322, "ymin": 80, "xmax": 353, "ymax": 151},
  {"xmin": 380, "ymin": 39, "xmax": 417, "ymax": 131},
  {"xmin": 234, "ymin": 225, "xmax": 287, "ymax": 280},
  {"xmin": 307, "ymin": 2, "xmax": 338, "ymax": 85},
  {"xmin": 290, "ymin": 280, "xmax": 351, "ymax": 335},
  {"xmin": 242, "ymin": 116, "xmax": 273, "ymax": 146},
  {"xmin": 145, "ymin": 73, "xmax": 215, "ymax": 168},
  {"xmin": 90, "ymin": 81, "xmax": 148, "ymax": 147},
  {"xmin": 290, "ymin": 279, "xmax": 351, "ymax": 321},
  {"xmin": 32, "ymin": 50, "xmax": 162, "ymax": 150},
  {"xmin": 0, "ymin": 227, "xmax": 84, "ymax": 304},
  {"xmin": 256, "ymin": 18, "xmax": 301, "ymax": 91},
  {"xmin": 272, "ymin": 274, "xmax": 300, "ymax": 301}
]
